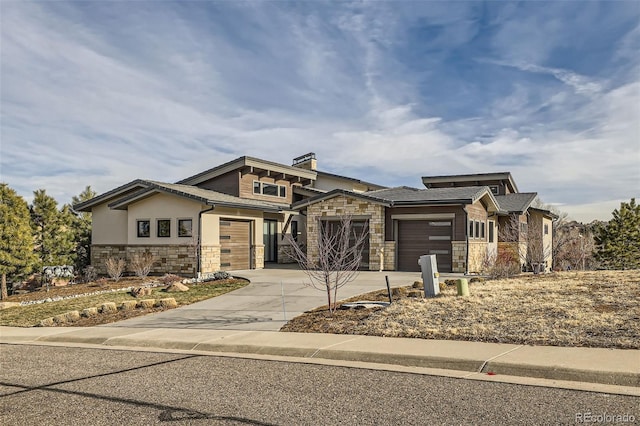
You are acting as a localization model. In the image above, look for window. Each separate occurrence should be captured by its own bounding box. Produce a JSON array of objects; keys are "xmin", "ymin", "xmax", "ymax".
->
[
  {"xmin": 544, "ymin": 224, "xmax": 549, "ymax": 235},
  {"xmin": 488, "ymin": 221, "xmax": 495, "ymax": 243},
  {"xmin": 178, "ymin": 219, "xmax": 192, "ymax": 237},
  {"xmin": 468, "ymin": 220, "xmax": 474, "ymax": 238},
  {"xmin": 520, "ymin": 222, "xmax": 528, "ymax": 234},
  {"xmin": 480, "ymin": 221, "xmax": 486, "ymax": 239},
  {"xmin": 157, "ymin": 219, "xmax": 171, "ymax": 237},
  {"xmin": 489, "ymin": 185, "xmax": 499, "ymax": 195},
  {"xmin": 253, "ymin": 181, "xmax": 287, "ymax": 198},
  {"xmin": 291, "ymin": 220, "xmax": 298, "ymax": 242},
  {"xmin": 137, "ymin": 220, "xmax": 150, "ymax": 238},
  {"xmin": 475, "ymin": 221, "xmax": 480, "ymax": 239}
]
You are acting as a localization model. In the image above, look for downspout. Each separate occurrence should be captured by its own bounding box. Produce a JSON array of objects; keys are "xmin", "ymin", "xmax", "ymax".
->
[
  {"xmin": 462, "ymin": 206, "xmax": 470, "ymax": 275},
  {"xmin": 197, "ymin": 205, "xmax": 215, "ymax": 278}
]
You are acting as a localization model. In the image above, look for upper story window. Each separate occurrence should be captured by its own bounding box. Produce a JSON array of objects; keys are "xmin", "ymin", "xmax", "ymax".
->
[
  {"xmin": 489, "ymin": 185, "xmax": 499, "ymax": 195},
  {"xmin": 544, "ymin": 224, "xmax": 549, "ymax": 235},
  {"xmin": 137, "ymin": 220, "xmax": 150, "ymax": 238},
  {"xmin": 253, "ymin": 181, "xmax": 287, "ymax": 198}
]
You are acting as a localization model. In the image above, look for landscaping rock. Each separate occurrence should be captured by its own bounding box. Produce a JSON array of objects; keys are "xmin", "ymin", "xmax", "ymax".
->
[
  {"xmin": 82, "ymin": 307, "xmax": 98, "ymax": 317},
  {"xmin": 138, "ymin": 299, "xmax": 156, "ymax": 309},
  {"xmin": 39, "ymin": 317, "xmax": 55, "ymax": 327},
  {"xmin": 131, "ymin": 287, "xmax": 153, "ymax": 298},
  {"xmin": 53, "ymin": 314, "xmax": 68, "ymax": 324},
  {"xmin": 407, "ymin": 290, "xmax": 423, "ymax": 298},
  {"xmin": 0, "ymin": 302, "xmax": 21, "ymax": 310},
  {"xmin": 119, "ymin": 301, "xmax": 138, "ymax": 311},
  {"xmin": 156, "ymin": 298, "xmax": 177, "ymax": 308},
  {"xmin": 100, "ymin": 302, "xmax": 117, "ymax": 313},
  {"xmin": 65, "ymin": 311, "xmax": 81, "ymax": 322},
  {"xmin": 412, "ymin": 281, "xmax": 423, "ymax": 289},
  {"xmin": 164, "ymin": 282, "xmax": 189, "ymax": 292}
]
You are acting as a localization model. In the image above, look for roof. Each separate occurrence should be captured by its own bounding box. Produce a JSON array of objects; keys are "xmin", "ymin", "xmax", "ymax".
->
[
  {"xmin": 315, "ymin": 170, "xmax": 387, "ymax": 190},
  {"xmin": 108, "ymin": 181, "xmax": 289, "ymax": 212},
  {"xmin": 291, "ymin": 189, "xmax": 391, "ymax": 210},
  {"xmin": 73, "ymin": 179, "xmax": 151, "ymax": 212},
  {"xmin": 292, "ymin": 185, "xmax": 501, "ymax": 211},
  {"xmin": 422, "ymin": 172, "xmax": 519, "ymax": 193},
  {"xmin": 177, "ymin": 156, "xmax": 317, "ymax": 186},
  {"xmin": 494, "ymin": 193, "xmax": 538, "ymax": 214}
]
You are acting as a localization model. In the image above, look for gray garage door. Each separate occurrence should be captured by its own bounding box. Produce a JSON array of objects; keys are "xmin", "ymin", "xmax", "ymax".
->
[{"xmin": 397, "ymin": 220, "xmax": 452, "ymax": 272}]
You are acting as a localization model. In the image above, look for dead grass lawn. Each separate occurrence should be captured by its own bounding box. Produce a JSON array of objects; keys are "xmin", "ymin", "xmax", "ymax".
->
[{"xmin": 281, "ymin": 271, "xmax": 640, "ymax": 349}]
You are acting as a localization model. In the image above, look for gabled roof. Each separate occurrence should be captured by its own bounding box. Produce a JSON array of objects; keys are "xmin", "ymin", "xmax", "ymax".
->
[
  {"xmin": 494, "ymin": 193, "xmax": 538, "ymax": 214},
  {"xmin": 422, "ymin": 172, "xmax": 519, "ymax": 193},
  {"xmin": 108, "ymin": 181, "xmax": 288, "ymax": 212},
  {"xmin": 291, "ymin": 189, "xmax": 391, "ymax": 210},
  {"xmin": 293, "ymin": 186, "xmax": 500, "ymax": 212},
  {"xmin": 73, "ymin": 179, "xmax": 151, "ymax": 212},
  {"xmin": 177, "ymin": 156, "xmax": 317, "ymax": 186},
  {"xmin": 315, "ymin": 170, "xmax": 387, "ymax": 190}
]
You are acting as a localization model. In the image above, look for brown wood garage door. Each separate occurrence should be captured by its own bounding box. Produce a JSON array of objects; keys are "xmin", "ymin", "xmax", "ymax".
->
[
  {"xmin": 397, "ymin": 220, "xmax": 452, "ymax": 272},
  {"xmin": 219, "ymin": 220, "xmax": 251, "ymax": 271}
]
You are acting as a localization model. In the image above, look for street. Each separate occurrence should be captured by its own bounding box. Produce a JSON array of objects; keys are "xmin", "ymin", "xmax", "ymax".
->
[{"xmin": 1, "ymin": 344, "xmax": 637, "ymax": 425}]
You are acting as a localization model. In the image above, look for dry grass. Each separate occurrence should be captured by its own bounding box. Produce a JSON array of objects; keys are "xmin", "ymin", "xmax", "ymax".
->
[{"xmin": 281, "ymin": 271, "xmax": 640, "ymax": 349}]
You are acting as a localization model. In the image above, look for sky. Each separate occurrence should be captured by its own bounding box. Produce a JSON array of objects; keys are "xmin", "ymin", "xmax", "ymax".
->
[{"xmin": 1, "ymin": 1, "xmax": 638, "ymax": 223}]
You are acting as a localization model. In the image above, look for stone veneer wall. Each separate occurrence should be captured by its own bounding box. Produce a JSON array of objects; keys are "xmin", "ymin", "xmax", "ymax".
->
[
  {"xmin": 277, "ymin": 244, "xmax": 297, "ymax": 264},
  {"xmin": 92, "ymin": 245, "xmax": 197, "ymax": 277},
  {"xmin": 468, "ymin": 241, "xmax": 488, "ymax": 274},
  {"xmin": 252, "ymin": 244, "xmax": 264, "ymax": 269},
  {"xmin": 451, "ymin": 241, "xmax": 466, "ymax": 273},
  {"xmin": 382, "ymin": 241, "xmax": 396, "ymax": 271},
  {"xmin": 200, "ymin": 245, "xmax": 221, "ymax": 275},
  {"xmin": 306, "ymin": 196, "xmax": 385, "ymax": 271}
]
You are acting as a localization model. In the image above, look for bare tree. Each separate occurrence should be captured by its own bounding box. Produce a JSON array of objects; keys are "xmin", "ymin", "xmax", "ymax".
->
[
  {"xmin": 105, "ymin": 257, "xmax": 126, "ymax": 282},
  {"xmin": 285, "ymin": 214, "xmax": 369, "ymax": 314},
  {"xmin": 130, "ymin": 251, "xmax": 155, "ymax": 278}
]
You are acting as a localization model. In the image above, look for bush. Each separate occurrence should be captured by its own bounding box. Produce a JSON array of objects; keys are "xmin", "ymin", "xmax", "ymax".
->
[
  {"xmin": 105, "ymin": 257, "xmax": 126, "ymax": 282},
  {"xmin": 83, "ymin": 266, "xmax": 97, "ymax": 283},
  {"xmin": 130, "ymin": 251, "xmax": 155, "ymax": 278},
  {"xmin": 213, "ymin": 271, "xmax": 231, "ymax": 280},
  {"xmin": 483, "ymin": 251, "xmax": 521, "ymax": 279}
]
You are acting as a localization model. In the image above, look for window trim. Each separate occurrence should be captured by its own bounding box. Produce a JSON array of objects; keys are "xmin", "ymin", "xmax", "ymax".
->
[
  {"xmin": 177, "ymin": 218, "xmax": 193, "ymax": 238},
  {"xmin": 137, "ymin": 219, "xmax": 150, "ymax": 238},
  {"xmin": 252, "ymin": 180, "xmax": 288, "ymax": 199},
  {"xmin": 489, "ymin": 185, "xmax": 499, "ymax": 195},
  {"xmin": 157, "ymin": 219, "xmax": 171, "ymax": 238}
]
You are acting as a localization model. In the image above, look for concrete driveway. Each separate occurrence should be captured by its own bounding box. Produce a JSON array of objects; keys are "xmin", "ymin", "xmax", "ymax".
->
[{"xmin": 106, "ymin": 266, "xmax": 429, "ymax": 331}]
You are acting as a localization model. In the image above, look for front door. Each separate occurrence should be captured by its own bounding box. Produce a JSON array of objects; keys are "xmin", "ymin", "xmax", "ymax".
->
[{"xmin": 264, "ymin": 220, "xmax": 278, "ymax": 263}]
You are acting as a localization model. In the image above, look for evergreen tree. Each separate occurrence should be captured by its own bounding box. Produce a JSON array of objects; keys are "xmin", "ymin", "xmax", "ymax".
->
[
  {"xmin": 0, "ymin": 184, "xmax": 36, "ymax": 299},
  {"xmin": 69, "ymin": 186, "xmax": 96, "ymax": 271},
  {"xmin": 30, "ymin": 189, "xmax": 75, "ymax": 270},
  {"xmin": 594, "ymin": 198, "xmax": 640, "ymax": 269}
]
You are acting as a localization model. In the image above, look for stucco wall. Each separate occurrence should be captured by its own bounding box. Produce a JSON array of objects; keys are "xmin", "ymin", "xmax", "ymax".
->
[{"xmin": 92, "ymin": 204, "xmax": 128, "ymax": 245}]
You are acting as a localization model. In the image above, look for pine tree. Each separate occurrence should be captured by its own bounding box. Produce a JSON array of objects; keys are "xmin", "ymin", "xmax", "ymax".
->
[
  {"xmin": 0, "ymin": 184, "xmax": 36, "ymax": 299},
  {"xmin": 69, "ymin": 186, "xmax": 96, "ymax": 271},
  {"xmin": 30, "ymin": 189, "xmax": 75, "ymax": 270},
  {"xmin": 594, "ymin": 198, "xmax": 640, "ymax": 269}
]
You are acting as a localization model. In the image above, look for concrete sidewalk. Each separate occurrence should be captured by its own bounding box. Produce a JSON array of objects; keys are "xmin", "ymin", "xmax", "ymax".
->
[{"xmin": 2, "ymin": 326, "xmax": 638, "ymax": 395}]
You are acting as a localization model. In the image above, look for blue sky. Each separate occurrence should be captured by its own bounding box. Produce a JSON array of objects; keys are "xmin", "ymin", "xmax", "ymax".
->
[{"xmin": 1, "ymin": 1, "xmax": 638, "ymax": 222}]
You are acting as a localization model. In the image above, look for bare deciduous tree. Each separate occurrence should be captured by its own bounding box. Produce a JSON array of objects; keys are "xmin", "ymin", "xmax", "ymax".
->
[
  {"xmin": 285, "ymin": 214, "xmax": 369, "ymax": 314},
  {"xmin": 498, "ymin": 213, "xmax": 552, "ymax": 274}
]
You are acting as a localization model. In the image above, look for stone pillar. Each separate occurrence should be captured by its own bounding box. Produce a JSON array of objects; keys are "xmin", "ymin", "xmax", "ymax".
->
[
  {"xmin": 451, "ymin": 241, "xmax": 467, "ymax": 273},
  {"xmin": 383, "ymin": 241, "xmax": 396, "ymax": 270},
  {"xmin": 252, "ymin": 244, "xmax": 264, "ymax": 269},
  {"xmin": 200, "ymin": 245, "xmax": 221, "ymax": 274}
]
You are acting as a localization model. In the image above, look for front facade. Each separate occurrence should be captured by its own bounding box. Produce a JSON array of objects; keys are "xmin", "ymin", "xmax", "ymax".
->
[{"xmin": 76, "ymin": 155, "xmax": 553, "ymax": 276}]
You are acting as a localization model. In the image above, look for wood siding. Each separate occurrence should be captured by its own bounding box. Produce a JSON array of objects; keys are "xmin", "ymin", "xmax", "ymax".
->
[
  {"xmin": 239, "ymin": 172, "xmax": 294, "ymax": 204},
  {"xmin": 219, "ymin": 220, "xmax": 251, "ymax": 270},
  {"xmin": 197, "ymin": 171, "xmax": 240, "ymax": 196}
]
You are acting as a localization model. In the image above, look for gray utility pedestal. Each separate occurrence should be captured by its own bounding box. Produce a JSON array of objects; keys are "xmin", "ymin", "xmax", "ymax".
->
[{"xmin": 418, "ymin": 255, "xmax": 440, "ymax": 297}]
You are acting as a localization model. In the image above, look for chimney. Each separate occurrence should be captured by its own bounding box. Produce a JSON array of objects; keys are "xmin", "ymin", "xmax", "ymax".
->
[{"xmin": 292, "ymin": 152, "xmax": 317, "ymax": 171}]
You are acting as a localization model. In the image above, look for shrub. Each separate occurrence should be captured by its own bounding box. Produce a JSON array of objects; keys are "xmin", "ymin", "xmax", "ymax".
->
[
  {"xmin": 213, "ymin": 271, "xmax": 231, "ymax": 280},
  {"xmin": 160, "ymin": 274, "xmax": 182, "ymax": 285},
  {"xmin": 483, "ymin": 250, "xmax": 521, "ymax": 279},
  {"xmin": 83, "ymin": 266, "xmax": 97, "ymax": 283},
  {"xmin": 105, "ymin": 257, "xmax": 126, "ymax": 282},
  {"xmin": 130, "ymin": 251, "xmax": 155, "ymax": 278}
]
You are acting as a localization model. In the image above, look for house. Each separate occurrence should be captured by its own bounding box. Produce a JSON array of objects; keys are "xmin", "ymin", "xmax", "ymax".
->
[
  {"xmin": 73, "ymin": 153, "xmax": 385, "ymax": 276},
  {"xmin": 293, "ymin": 172, "xmax": 555, "ymax": 273},
  {"xmin": 75, "ymin": 154, "xmax": 554, "ymax": 276}
]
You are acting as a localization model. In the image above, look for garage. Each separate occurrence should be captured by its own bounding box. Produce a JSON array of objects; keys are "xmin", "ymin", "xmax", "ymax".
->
[
  {"xmin": 397, "ymin": 220, "xmax": 452, "ymax": 272},
  {"xmin": 219, "ymin": 220, "xmax": 251, "ymax": 270}
]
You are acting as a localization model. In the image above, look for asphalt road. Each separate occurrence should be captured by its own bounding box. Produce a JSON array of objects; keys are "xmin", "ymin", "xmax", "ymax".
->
[{"xmin": 1, "ymin": 344, "xmax": 637, "ymax": 425}]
